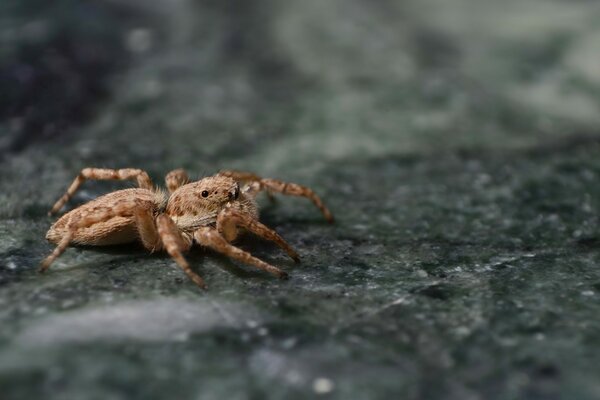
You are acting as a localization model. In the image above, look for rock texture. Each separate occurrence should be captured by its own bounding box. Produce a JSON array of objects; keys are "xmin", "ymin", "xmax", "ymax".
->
[{"xmin": 1, "ymin": 1, "xmax": 600, "ymax": 399}]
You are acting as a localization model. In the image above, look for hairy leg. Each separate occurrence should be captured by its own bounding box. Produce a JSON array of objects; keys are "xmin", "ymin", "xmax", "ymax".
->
[
  {"xmin": 218, "ymin": 170, "xmax": 262, "ymax": 182},
  {"xmin": 218, "ymin": 170, "xmax": 334, "ymax": 223},
  {"xmin": 134, "ymin": 202, "xmax": 161, "ymax": 251},
  {"xmin": 194, "ymin": 227, "xmax": 288, "ymax": 279},
  {"xmin": 217, "ymin": 208, "xmax": 299, "ymax": 262},
  {"xmin": 218, "ymin": 170, "xmax": 275, "ymax": 201},
  {"xmin": 156, "ymin": 214, "xmax": 205, "ymax": 288},
  {"xmin": 165, "ymin": 168, "xmax": 190, "ymax": 194},
  {"xmin": 49, "ymin": 168, "xmax": 154, "ymax": 215}
]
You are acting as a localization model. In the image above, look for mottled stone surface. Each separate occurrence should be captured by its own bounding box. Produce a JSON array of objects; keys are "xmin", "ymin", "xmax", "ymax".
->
[{"xmin": 1, "ymin": 1, "xmax": 600, "ymax": 399}]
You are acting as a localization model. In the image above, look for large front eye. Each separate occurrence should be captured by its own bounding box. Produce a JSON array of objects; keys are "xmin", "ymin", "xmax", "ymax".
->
[{"xmin": 201, "ymin": 190, "xmax": 209, "ymax": 198}]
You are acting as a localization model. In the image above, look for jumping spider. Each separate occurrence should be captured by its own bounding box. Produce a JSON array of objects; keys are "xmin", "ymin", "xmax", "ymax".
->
[{"xmin": 41, "ymin": 168, "xmax": 333, "ymax": 288}]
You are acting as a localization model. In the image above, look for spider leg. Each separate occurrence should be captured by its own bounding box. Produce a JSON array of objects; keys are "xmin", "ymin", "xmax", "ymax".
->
[
  {"xmin": 219, "ymin": 170, "xmax": 334, "ymax": 223},
  {"xmin": 218, "ymin": 170, "xmax": 262, "ymax": 182},
  {"xmin": 40, "ymin": 226, "xmax": 76, "ymax": 272},
  {"xmin": 134, "ymin": 202, "xmax": 162, "ymax": 252},
  {"xmin": 218, "ymin": 170, "xmax": 275, "ymax": 201},
  {"xmin": 49, "ymin": 168, "xmax": 154, "ymax": 215},
  {"xmin": 259, "ymin": 178, "xmax": 334, "ymax": 223},
  {"xmin": 241, "ymin": 181, "xmax": 275, "ymax": 201},
  {"xmin": 165, "ymin": 168, "xmax": 190, "ymax": 194},
  {"xmin": 194, "ymin": 227, "xmax": 288, "ymax": 280},
  {"xmin": 156, "ymin": 215, "xmax": 205, "ymax": 288},
  {"xmin": 217, "ymin": 208, "xmax": 300, "ymax": 262}
]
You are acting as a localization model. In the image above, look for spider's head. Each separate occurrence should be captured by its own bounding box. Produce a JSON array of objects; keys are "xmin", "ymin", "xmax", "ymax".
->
[
  {"xmin": 167, "ymin": 175, "xmax": 241, "ymax": 217},
  {"xmin": 192, "ymin": 175, "xmax": 240, "ymax": 205}
]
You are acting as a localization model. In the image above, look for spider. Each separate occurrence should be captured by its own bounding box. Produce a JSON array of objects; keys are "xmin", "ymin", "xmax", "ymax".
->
[{"xmin": 41, "ymin": 168, "xmax": 333, "ymax": 288}]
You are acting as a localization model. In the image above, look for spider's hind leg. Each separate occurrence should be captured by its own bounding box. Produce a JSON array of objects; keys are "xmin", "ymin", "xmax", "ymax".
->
[
  {"xmin": 49, "ymin": 168, "xmax": 154, "ymax": 215},
  {"xmin": 165, "ymin": 169, "xmax": 190, "ymax": 194}
]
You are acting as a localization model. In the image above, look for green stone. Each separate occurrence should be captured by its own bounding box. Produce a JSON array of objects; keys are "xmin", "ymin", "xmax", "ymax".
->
[{"xmin": 2, "ymin": 1, "xmax": 600, "ymax": 399}]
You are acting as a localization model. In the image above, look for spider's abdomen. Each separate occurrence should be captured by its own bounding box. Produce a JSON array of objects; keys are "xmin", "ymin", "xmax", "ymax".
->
[{"xmin": 46, "ymin": 188, "xmax": 164, "ymax": 246}]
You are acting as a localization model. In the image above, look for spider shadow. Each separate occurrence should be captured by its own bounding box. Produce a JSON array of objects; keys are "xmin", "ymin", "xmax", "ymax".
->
[
  {"xmin": 76, "ymin": 242, "xmax": 149, "ymax": 257},
  {"xmin": 186, "ymin": 249, "xmax": 262, "ymax": 280},
  {"xmin": 187, "ymin": 235, "xmax": 297, "ymax": 281},
  {"xmin": 72, "ymin": 243, "xmax": 155, "ymax": 270},
  {"xmin": 71, "ymin": 237, "xmax": 294, "ymax": 282}
]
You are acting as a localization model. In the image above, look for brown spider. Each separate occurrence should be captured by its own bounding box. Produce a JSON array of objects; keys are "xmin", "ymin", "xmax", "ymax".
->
[{"xmin": 41, "ymin": 168, "xmax": 333, "ymax": 288}]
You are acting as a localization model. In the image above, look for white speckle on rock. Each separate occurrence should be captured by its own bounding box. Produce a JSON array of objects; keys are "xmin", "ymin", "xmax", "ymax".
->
[
  {"xmin": 126, "ymin": 28, "xmax": 153, "ymax": 53},
  {"xmin": 313, "ymin": 377, "xmax": 335, "ymax": 394},
  {"xmin": 257, "ymin": 327, "xmax": 268, "ymax": 336},
  {"xmin": 455, "ymin": 326, "xmax": 471, "ymax": 337},
  {"xmin": 581, "ymin": 290, "xmax": 594, "ymax": 297}
]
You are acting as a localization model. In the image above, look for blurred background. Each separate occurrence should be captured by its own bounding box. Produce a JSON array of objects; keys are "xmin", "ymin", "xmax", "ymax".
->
[
  {"xmin": 1, "ymin": 0, "xmax": 600, "ymax": 399},
  {"xmin": 3, "ymin": 0, "xmax": 600, "ymax": 166}
]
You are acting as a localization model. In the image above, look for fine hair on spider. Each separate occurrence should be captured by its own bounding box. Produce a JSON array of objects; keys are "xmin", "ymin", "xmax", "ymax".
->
[{"xmin": 41, "ymin": 168, "xmax": 334, "ymax": 288}]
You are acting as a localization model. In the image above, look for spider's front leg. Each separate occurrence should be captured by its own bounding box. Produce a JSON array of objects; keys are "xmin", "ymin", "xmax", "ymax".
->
[
  {"xmin": 217, "ymin": 208, "xmax": 300, "ymax": 262},
  {"xmin": 155, "ymin": 215, "xmax": 205, "ymax": 288},
  {"xmin": 194, "ymin": 227, "xmax": 288, "ymax": 280},
  {"xmin": 219, "ymin": 170, "xmax": 334, "ymax": 223},
  {"xmin": 49, "ymin": 168, "xmax": 154, "ymax": 215}
]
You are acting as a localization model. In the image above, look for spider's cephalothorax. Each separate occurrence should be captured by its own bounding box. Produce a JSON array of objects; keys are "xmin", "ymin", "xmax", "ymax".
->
[{"xmin": 42, "ymin": 168, "xmax": 333, "ymax": 288}]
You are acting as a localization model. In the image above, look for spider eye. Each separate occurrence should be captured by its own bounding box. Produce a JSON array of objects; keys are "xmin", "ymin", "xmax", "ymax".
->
[
  {"xmin": 227, "ymin": 184, "xmax": 240, "ymax": 201},
  {"xmin": 201, "ymin": 190, "xmax": 209, "ymax": 198}
]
